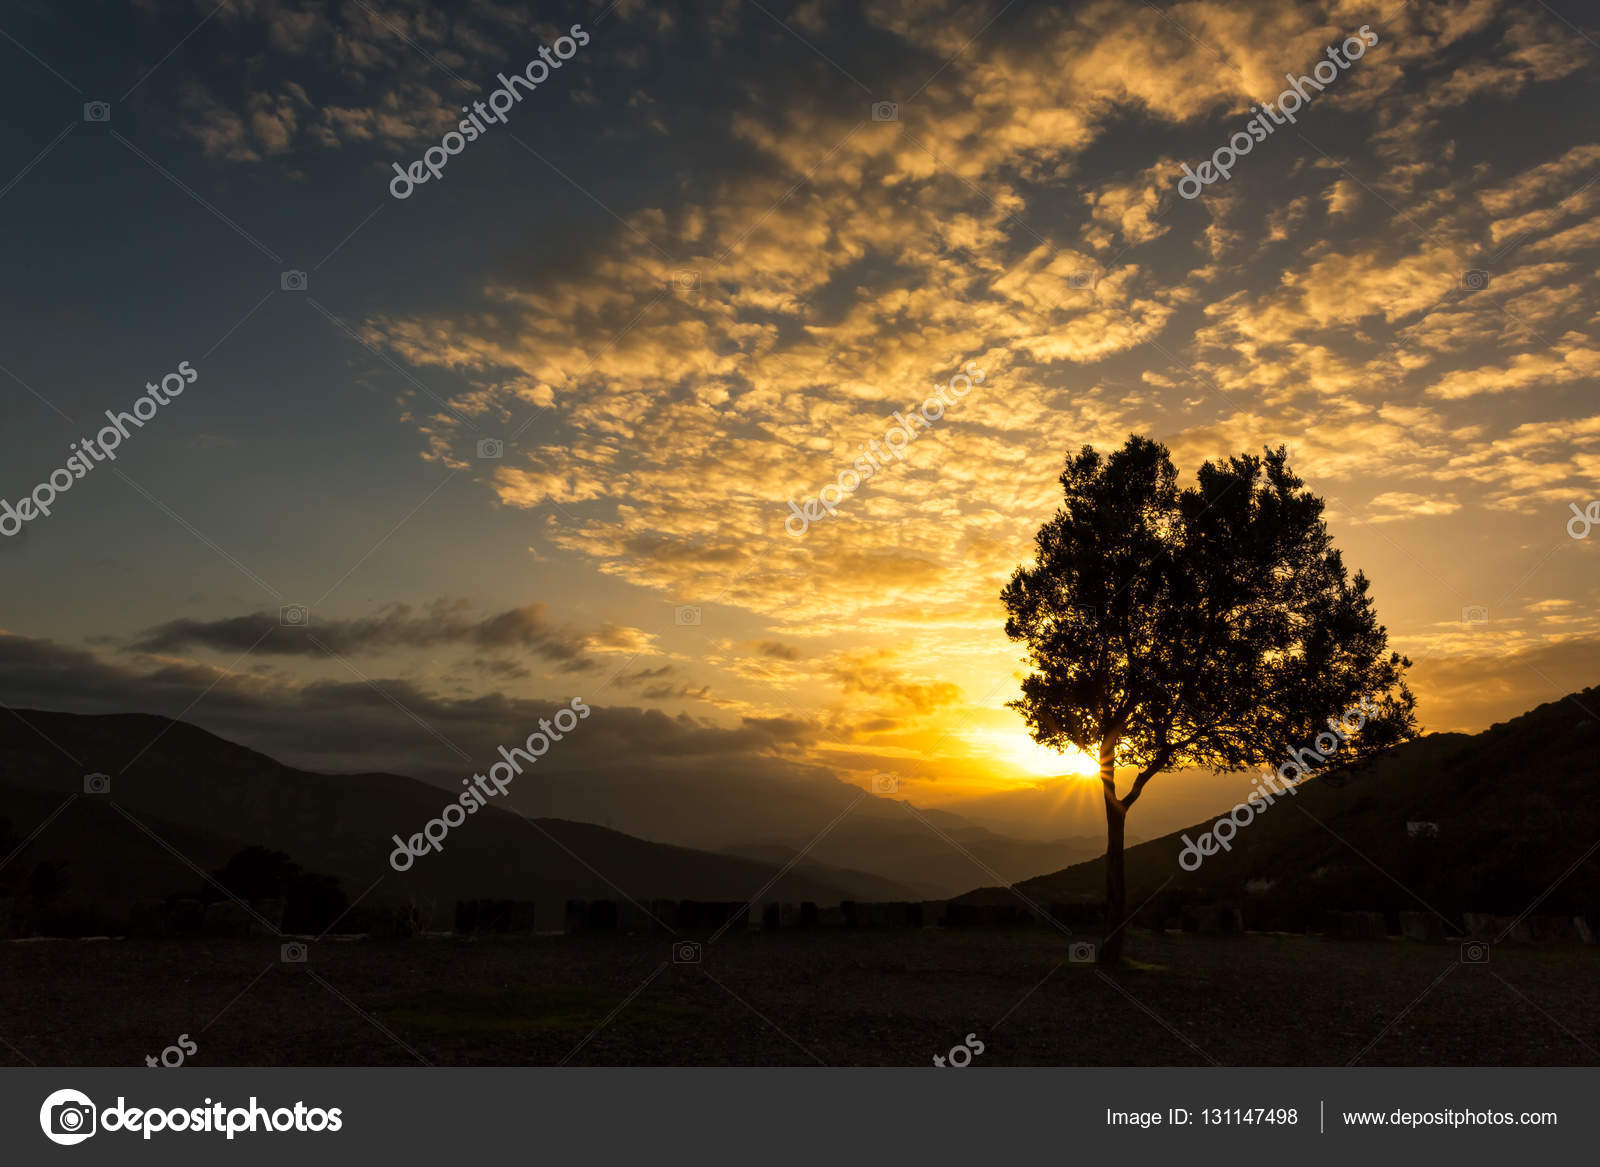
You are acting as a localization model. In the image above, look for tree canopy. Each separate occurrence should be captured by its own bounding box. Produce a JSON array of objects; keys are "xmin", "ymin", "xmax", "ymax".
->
[{"xmin": 1004, "ymin": 436, "xmax": 1416, "ymax": 797}]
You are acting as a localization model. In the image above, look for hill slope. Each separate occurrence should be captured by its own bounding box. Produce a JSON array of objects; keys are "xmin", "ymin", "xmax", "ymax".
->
[{"xmin": 960, "ymin": 686, "xmax": 1600, "ymax": 926}]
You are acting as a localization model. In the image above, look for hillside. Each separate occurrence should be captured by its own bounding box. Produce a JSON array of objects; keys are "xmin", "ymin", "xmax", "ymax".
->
[{"xmin": 960, "ymin": 686, "xmax": 1600, "ymax": 926}]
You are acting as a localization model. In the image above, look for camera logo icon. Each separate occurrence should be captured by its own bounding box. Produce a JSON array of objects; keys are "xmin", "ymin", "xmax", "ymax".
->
[
  {"xmin": 870, "ymin": 773, "xmax": 899, "ymax": 795},
  {"xmin": 281, "ymin": 941, "xmax": 308, "ymax": 963},
  {"xmin": 83, "ymin": 772, "xmax": 111, "ymax": 795},
  {"xmin": 1067, "ymin": 271, "xmax": 1094, "ymax": 291},
  {"xmin": 675, "ymin": 605, "xmax": 702, "ymax": 627},
  {"xmin": 476, "ymin": 438, "xmax": 504, "ymax": 459},
  {"xmin": 280, "ymin": 270, "xmax": 308, "ymax": 292},
  {"xmin": 673, "ymin": 940, "xmax": 702, "ymax": 964},
  {"xmin": 670, "ymin": 269, "xmax": 700, "ymax": 293},
  {"xmin": 1460, "ymin": 269, "xmax": 1490, "ymax": 292},
  {"xmin": 1460, "ymin": 940, "xmax": 1490, "ymax": 964},
  {"xmin": 871, "ymin": 100, "xmax": 900, "ymax": 122},
  {"xmin": 1069, "ymin": 941, "xmax": 1097, "ymax": 963},
  {"xmin": 1461, "ymin": 605, "xmax": 1488, "ymax": 625},
  {"xmin": 40, "ymin": 1088, "xmax": 97, "ymax": 1145},
  {"xmin": 280, "ymin": 605, "xmax": 310, "ymax": 627},
  {"xmin": 82, "ymin": 101, "xmax": 110, "ymax": 123}
]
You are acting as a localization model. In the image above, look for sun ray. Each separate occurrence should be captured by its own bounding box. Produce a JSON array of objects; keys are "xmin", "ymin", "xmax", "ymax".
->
[{"xmin": 971, "ymin": 729, "xmax": 1100, "ymax": 781}]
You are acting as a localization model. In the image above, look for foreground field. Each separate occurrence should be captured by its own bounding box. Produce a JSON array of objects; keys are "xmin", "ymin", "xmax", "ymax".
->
[{"xmin": 4, "ymin": 930, "xmax": 1597, "ymax": 1066}]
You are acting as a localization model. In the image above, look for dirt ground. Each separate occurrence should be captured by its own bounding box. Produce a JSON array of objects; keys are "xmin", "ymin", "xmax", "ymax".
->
[{"xmin": 4, "ymin": 929, "xmax": 1597, "ymax": 1067}]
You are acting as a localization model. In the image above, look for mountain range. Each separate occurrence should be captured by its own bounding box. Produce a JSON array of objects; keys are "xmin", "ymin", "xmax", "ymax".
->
[{"xmin": 0, "ymin": 707, "xmax": 1102, "ymax": 932}]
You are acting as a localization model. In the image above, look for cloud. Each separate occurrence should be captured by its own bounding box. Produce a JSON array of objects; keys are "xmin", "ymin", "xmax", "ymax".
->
[
  {"xmin": 1085, "ymin": 159, "xmax": 1175, "ymax": 248},
  {"xmin": 130, "ymin": 600, "xmax": 656, "ymax": 667},
  {"xmin": 822, "ymin": 649, "xmax": 964, "ymax": 715},
  {"xmin": 1408, "ymin": 636, "xmax": 1600, "ymax": 733},
  {"xmin": 105, "ymin": 0, "xmax": 1600, "ymax": 778},
  {"xmin": 0, "ymin": 631, "xmax": 813, "ymax": 782},
  {"xmin": 3, "ymin": 603, "xmax": 1560, "ymax": 781},
  {"xmin": 752, "ymin": 640, "xmax": 802, "ymax": 660},
  {"xmin": 1426, "ymin": 343, "xmax": 1600, "ymax": 400},
  {"xmin": 1357, "ymin": 491, "xmax": 1463, "ymax": 523},
  {"xmin": 169, "ymin": 0, "xmax": 597, "ymax": 159}
]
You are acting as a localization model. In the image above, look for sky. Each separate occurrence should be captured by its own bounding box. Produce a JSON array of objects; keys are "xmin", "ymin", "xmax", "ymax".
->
[{"xmin": 1, "ymin": 0, "xmax": 1597, "ymax": 834}]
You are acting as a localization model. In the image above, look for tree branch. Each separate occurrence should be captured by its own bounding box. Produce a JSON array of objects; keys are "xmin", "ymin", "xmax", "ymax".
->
[{"xmin": 1120, "ymin": 762, "xmax": 1163, "ymax": 810}]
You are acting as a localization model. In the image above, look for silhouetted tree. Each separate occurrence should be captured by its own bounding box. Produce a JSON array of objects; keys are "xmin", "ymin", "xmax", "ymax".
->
[
  {"xmin": 1002, "ymin": 436, "xmax": 1416, "ymax": 963},
  {"xmin": 210, "ymin": 846, "xmax": 302, "ymax": 901},
  {"xmin": 208, "ymin": 846, "xmax": 346, "ymax": 933},
  {"xmin": 0, "ymin": 817, "xmax": 76, "ymax": 936}
]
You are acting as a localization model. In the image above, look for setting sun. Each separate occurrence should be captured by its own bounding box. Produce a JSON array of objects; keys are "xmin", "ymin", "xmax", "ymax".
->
[{"xmin": 978, "ymin": 731, "xmax": 1101, "ymax": 780}]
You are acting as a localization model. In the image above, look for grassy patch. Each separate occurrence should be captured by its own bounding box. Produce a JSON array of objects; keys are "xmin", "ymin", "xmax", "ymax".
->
[{"xmin": 1114, "ymin": 957, "xmax": 1166, "ymax": 972}]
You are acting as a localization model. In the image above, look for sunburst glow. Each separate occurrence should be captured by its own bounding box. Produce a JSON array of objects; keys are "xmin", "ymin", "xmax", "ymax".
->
[{"xmin": 979, "ymin": 731, "xmax": 1101, "ymax": 780}]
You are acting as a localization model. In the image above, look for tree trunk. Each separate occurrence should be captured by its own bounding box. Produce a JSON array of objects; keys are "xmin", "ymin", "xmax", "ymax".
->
[{"xmin": 1100, "ymin": 738, "xmax": 1127, "ymax": 965}]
